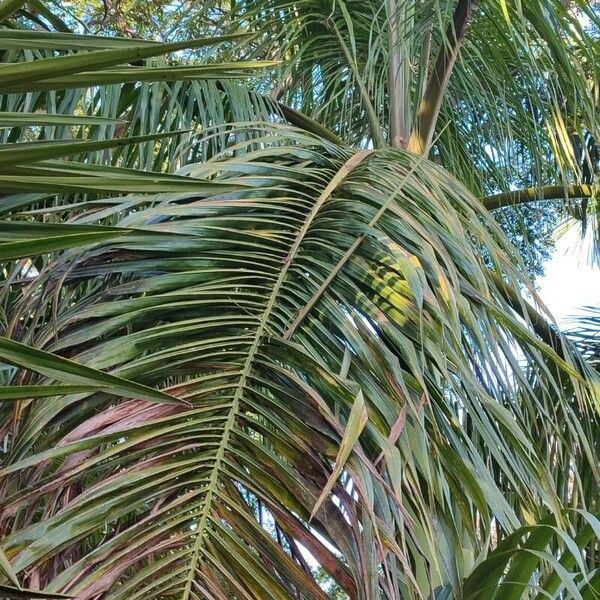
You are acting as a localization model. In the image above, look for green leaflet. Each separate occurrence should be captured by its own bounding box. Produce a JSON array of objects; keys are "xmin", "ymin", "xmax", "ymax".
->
[
  {"xmin": 0, "ymin": 34, "xmax": 254, "ymax": 91},
  {"xmin": 0, "ymin": 112, "xmax": 125, "ymax": 127},
  {"xmin": 310, "ymin": 390, "xmax": 368, "ymax": 520},
  {"xmin": 0, "ymin": 174, "xmax": 241, "ymax": 194},
  {"xmin": 0, "ymin": 337, "xmax": 180, "ymax": 404},
  {"xmin": 0, "ymin": 385, "xmax": 101, "ymax": 401},
  {"xmin": 0, "ymin": 131, "xmax": 189, "ymax": 166},
  {"xmin": 0, "ymin": 29, "xmax": 159, "ymax": 50},
  {"xmin": 0, "ymin": 546, "xmax": 19, "ymax": 587},
  {"xmin": 0, "ymin": 62, "xmax": 278, "ymax": 94},
  {"xmin": 0, "ymin": 223, "xmax": 137, "ymax": 259},
  {"xmin": 0, "ymin": 232, "xmax": 127, "ymax": 259}
]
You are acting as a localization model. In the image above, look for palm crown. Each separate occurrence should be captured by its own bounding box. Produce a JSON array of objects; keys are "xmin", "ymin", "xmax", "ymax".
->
[{"xmin": 0, "ymin": 1, "xmax": 599, "ymax": 598}]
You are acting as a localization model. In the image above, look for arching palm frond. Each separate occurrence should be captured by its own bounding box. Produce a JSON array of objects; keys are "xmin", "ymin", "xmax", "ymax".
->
[
  {"xmin": 1, "ymin": 130, "xmax": 598, "ymax": 598},
  {"xmin": 0, "ymin": 4, "xmax": 282, "ymax": 263}
]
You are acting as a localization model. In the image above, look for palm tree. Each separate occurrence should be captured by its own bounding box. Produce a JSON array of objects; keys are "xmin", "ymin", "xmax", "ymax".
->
[{"xmin": 0, "ymin": 0, "xmax": 599, "ymax": 598}]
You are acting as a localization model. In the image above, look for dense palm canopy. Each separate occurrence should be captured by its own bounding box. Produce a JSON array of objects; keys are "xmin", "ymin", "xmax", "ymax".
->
[{"xmin": 1, "ymin": 0, "xmax": 600, "ymax": 599}]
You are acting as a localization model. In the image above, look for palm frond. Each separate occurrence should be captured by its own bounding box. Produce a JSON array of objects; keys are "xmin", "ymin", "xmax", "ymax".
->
[
  {"xmin": 569, "ymin": 306, "xmax": 600, "ymax": 370},
  {"xmin": 1, "ymin": 1, "xmax": 600, "ymax": 597},
  {"xmin": 1, "ymin": 130, "xmax": 598, "ymax": 598}
]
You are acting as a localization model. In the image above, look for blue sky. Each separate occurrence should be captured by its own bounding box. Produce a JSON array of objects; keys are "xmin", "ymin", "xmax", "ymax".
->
[{"xmin": 537, "ymin": 223, "xmax": 600, "ymax": 328}]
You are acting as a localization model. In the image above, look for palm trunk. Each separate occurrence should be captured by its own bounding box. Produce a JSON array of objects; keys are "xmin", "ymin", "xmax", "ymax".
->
[
  {"xmin": 407, "ymin": 0, "xmax": 474, "ymax": 155},
  {"xmin": 386, "ymin": 0, "xmax": 410, "ymax": 148}
]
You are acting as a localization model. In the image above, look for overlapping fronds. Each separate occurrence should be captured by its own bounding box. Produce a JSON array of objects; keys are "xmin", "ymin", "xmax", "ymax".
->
[
  {"xmin": 9, "ymin": 1, "xmax": 600, "ymax": 200},
  {"xmin": 0, "ymin": 29, "xmax": 276, "ymax": 170},
  {"xmin": 439, "ymin": 1, "xmax": 600, "ymax": 194},
  {"xmin": 188, "ymin": 0, "xmax": 600, "ymax": 264},
  {"xmin": 1, "ymin": 0, "xmax": 600, "ymax": 598},
  {"xmin": 210, "ymin": 1, "xmax": 598, "ymax": 182},
  {"xmin": 0, "ymin": 3, "xmax": 281, "ymax": 262},
  {"xmin": 1, "ymin": 130, "xmax": 599, "ymax": 597}
]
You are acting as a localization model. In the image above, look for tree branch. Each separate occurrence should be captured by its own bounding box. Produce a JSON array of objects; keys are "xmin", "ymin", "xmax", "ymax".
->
[
  {"xmin": 407, "ymin": 0, "xmax": 474, "ymax": 155},
  {"xmin": 483, "ymin": 184, "xmax": 594, "ymax": 210}
]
